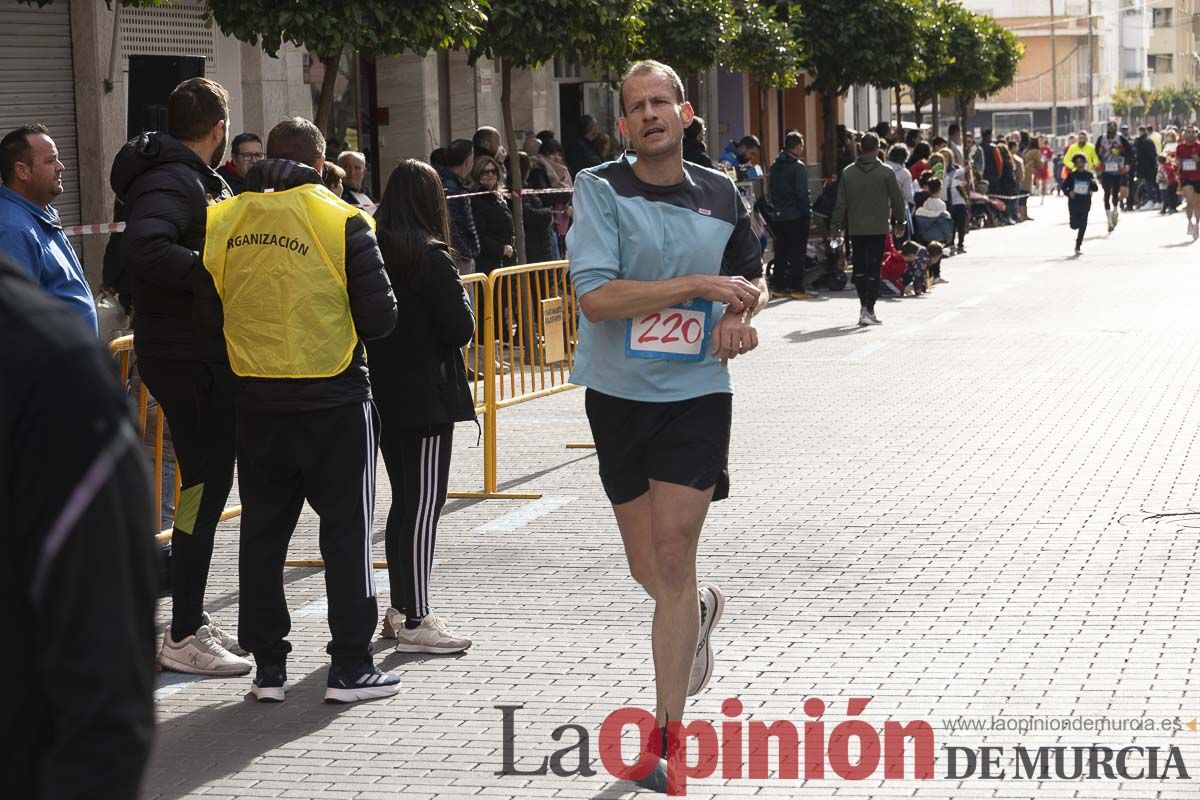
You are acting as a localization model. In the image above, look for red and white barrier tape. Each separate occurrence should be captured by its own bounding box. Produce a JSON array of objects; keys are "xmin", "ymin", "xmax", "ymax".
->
[
  {"xmin": 63, "ymin": 221, "xmax": 126, "ymax": 236},
  {"xmin": 65, "ymin": 187, "xmax": 575, "ymax": 235}
]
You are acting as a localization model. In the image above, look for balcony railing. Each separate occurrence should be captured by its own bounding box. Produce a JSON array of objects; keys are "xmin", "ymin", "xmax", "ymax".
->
[{"xmin": 987, "ymin": 70, "xmax": 1091, "ymax": 105}]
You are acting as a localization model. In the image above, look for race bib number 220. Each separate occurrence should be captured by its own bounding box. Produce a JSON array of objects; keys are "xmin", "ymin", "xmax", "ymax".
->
[{"xmin": 626, "ymin": 299, "xmax": 713, "ymax": 362}]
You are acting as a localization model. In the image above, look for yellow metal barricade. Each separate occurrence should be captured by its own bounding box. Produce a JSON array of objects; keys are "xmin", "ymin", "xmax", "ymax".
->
[
  {"xmin": 460, "ymin": 271, "xmax": 490, "ymax": 418},
  {"xmin": 108, "ymin": 335, "xmax": 241, "ymax": 543},
  {"xmin": 107, "ymin": 259, "xmax": 583, "ymax": 560},
  {"xmin": 465, "ymin": 260, "xmax": 580, "ymax": 499}
]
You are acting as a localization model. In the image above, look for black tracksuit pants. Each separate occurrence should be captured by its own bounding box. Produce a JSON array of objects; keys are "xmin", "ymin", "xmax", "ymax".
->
[
  {"xmin": 236, "ymin": 400, "xmax": 380, "ymax": 667},
  {"xmin": 772, "ymin": 216, "xmax": 810, "ymax": 291},
  {"xmin": 380, "ymin": 423, "xmax": 454, "ymax": 621},
  {"xmin": 850, "ymin": 234, "xmax": 886, "ymax": 313},
  {"xmin": 950, "ymin": 205, "xmax": 969, "ymax": 248},
  {"xmin": 137, "ymin": 357, "xmax": 236, "ymax": 642}
]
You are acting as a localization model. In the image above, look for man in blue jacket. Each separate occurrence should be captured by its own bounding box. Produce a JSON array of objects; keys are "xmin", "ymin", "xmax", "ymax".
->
[{"xmin": 0, "ymin": 124, "xmax": 97, "ymax": 335}]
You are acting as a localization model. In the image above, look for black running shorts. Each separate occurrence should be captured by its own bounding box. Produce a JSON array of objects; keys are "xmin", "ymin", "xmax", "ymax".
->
[
  {"xmin": 584, "ymin": 389, "xmax": 732, "ymax": 506},
  {"xmin": 1182, "ymin": 179, "xmax": 1200, "ymax": 193}
]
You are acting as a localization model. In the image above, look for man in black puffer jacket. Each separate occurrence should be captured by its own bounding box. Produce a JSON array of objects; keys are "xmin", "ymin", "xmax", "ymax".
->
[
  {"xmin": 1, "ymin": 254, "xmax": 156, "ymax": 800},
  {"xmin": 198, "ymin": 116, "xmax": 399, "ymax": 703},
  {"xmin": 109, "ymin": 77, "xmax": 251, "ymax": 678}
]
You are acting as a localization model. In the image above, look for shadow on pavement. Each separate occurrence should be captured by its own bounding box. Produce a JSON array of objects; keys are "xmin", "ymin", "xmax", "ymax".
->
[
  {"xmin": 146, "ymin": 668, "xmax": 355, "ymax": 800},
  {"xmin": 202, "ymin": 450, "xmax": 597, "ymax": 616},
  {"xmin": 785, "ymin": 326, "xmax": 869, "ymax": 343},
  {"xmin": 590, "ymin": 780, "xmax": 641, "ymax": 799}
]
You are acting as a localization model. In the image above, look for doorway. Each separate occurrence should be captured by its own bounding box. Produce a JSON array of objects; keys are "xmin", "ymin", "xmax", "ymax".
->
[
  {"xmin": 559, "ymin": 82, "xmax": 583, "ymax": 146},
  {"xmin": 127, "ymin": 55, "xmax": 204, "ymax": 139}
]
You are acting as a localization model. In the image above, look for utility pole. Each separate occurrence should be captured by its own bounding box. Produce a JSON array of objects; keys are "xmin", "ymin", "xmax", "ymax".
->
[
  {"xmin": 1050, "ymin": 0, "xmax": 1058, "ymax": 136},
  {"xmin": 1087, "ymin": 0, "xmax": 1095, "ymax": 132}
]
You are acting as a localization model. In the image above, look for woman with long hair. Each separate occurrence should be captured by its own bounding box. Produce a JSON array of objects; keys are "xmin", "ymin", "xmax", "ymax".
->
[
  {"xmin": 997, "ymin": 143, "xmax": 1020, "ymax": 224},
  {"xmin": 534, "ymin": 139, "xmax": 573, "ymax": 258},
  {"xmin": 906, "ymin": 141, "xmax": 932, "ymax": 180},
  {"xmin": 367, "ymin": 159, "xmax": 476, "ymax": 654},
  {"xmin": 470, "ymin": 155, "xmax": 514, "ymax": 274}
]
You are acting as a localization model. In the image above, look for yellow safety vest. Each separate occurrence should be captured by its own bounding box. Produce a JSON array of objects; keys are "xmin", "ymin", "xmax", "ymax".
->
[{"xmin": 203, "ymin": 183, "xmax": 373, "ymax": 379}]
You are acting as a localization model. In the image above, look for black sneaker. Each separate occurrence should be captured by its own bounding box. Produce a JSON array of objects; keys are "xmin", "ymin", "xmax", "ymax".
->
[
  {"xmin": 323, "ymin": 660, "xmax": 401, "ymax": 703},
  {"xmin": 251, "ymin": 664, "xmax": 288, "ymax": 703}
]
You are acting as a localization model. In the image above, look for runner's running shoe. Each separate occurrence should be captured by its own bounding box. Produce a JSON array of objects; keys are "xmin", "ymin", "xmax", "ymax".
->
[{"xmin": 688, "ymin": 583, "xmax": 726, "ymax": 696}]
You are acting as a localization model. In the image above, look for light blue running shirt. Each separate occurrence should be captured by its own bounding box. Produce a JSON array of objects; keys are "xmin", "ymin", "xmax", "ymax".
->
[{"xmin": 567, "ymin": 156, "xmax": 762, "ymax": 402}]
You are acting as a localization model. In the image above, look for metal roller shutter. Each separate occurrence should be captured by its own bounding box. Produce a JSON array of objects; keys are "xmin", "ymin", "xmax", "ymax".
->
[{"xmin": 0, "ymin": 2, "xmax": 81, "ymax": 230}]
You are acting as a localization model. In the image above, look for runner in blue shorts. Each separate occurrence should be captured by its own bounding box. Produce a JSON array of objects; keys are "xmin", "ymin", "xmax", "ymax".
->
[{"xmin": 567, "ymin": 59, "xmax": 767, "ymax": 791}]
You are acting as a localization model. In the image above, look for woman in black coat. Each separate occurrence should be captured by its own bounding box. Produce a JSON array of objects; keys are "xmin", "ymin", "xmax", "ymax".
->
[
  {"xmin": 469, "ymin": 155, "xmax": 513, "ymax": 274},
  {"xmin": 514, "ymin": 151, "xmax": 555, "ymax": 264},
  {"xmin": 366, "ymin": 159, "xmax": 476, "ymax": 654}
]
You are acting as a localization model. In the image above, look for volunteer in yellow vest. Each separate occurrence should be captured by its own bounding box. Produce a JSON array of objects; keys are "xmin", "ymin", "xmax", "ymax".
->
[
  {"xmin": 1063, "ymin": 130, "xmax": 1099, "ymax": 178},
  {"xmin": 200, "ymin": 116, "xmax": 399, "ymax": 704}
]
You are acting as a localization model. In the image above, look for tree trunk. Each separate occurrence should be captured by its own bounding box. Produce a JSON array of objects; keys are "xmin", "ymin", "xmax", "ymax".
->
[
  {"xmin": 822, "ymin": 87, "xmax": 838, "ymax": 179},
  {"xmin": 932, "ymin": 94, "xmax": 940, "ymax": 137},
  {"xmin": 759, "ymin": 85, "xmax": 768, "ymax": 154},
  {"xmin": 315, "ymin": 48, "xmax": 343, "ymax": 133},
  {"xmin": 957, "ymin": 96, "xmax": 967, "ymax": 139},
  {"xmin": 500, "ymin": 59, "xmax": 526, "ymax": 265},
  {"xmin": 895, "ymin": 86, "xmax": 902, "ymax": 126},
  {"xmin": 913, "ymin": 93, "xmax": 924, "ymax": 129}
]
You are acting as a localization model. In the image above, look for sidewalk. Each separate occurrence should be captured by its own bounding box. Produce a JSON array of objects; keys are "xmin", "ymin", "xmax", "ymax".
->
[{"xmin": 144, "ymin": 197, "xmax": 1200, "ymax": 799}]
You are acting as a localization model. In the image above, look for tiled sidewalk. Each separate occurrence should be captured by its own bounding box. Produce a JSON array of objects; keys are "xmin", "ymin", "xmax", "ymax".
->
[{"xmin": 144, "ymin": 199, "xmax": 1199, "ymax": 799}]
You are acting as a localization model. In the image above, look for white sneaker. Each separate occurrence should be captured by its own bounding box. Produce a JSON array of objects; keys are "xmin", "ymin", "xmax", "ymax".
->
[
  {"xmin": 865, "ymin": 310, "xmax": 882, "ymax": 325},
  {"xmin": 201, "ymin": 611, "xmax": 246, "ymax": 656},
  {"xmin": 392, "ymin": 615, "xmax": 472, "ymax": 654},
  {"xmin": 159, "ymin": 625, "xmax": 252, "ymax": 676},
  {"xmin": 932, "ymin": 276, "xmax": 949, "ymax": 285},
  {"xmin": 688, "ymin": 583, "xmax": 725, "ymax": 696},
  {"xmin": 380, "ymin": 607, "xmax": 403, "ymax": 639},
  {"xmin": 858, "ymin": 309, "xmax": 870, "ymax": 327}
]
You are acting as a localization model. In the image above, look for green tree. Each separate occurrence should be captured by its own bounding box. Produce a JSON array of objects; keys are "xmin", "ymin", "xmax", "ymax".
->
[
  {"xmin": 721, "ymin": 1, "xmax": 801, "ymax": 89},
  {"xmin": 638, "ymin": 0, "xmax": 737, "ymax": 79},
  {"xmin": 208, "ymin": 1, "xmax": 486, "ymax": 131},
  {"xmin": 982, "ymin": 20, "xmax": 1022, "ymax": 98},
  {"xmin": 1181, "ymin": 84, "xmax": 1200, "ymax": 123},
  {"xmin": 908, "ymin": 0, "xmax": 971, "ymax": 133},
  {"xmin": 1110, "ymin": 86, "xmax": 1139, "ymax": 120},
  {"xmin": 721, "ymin": 0, "xmax": 802, "ymax": 144},
  {"xmin": 793, "ymin": 0, "xmax": 926, "ymax": 175},
  {"xmin": 1166, "ymin": 86, "xmax": 1192, "ymax": 122},
  {"xmin": 946, "ymin": 13, "xmax": 1023, "ymax": 135},
  {"xmin": 472, "ymin": 0, "xmax": 647, "ymax": 262}
]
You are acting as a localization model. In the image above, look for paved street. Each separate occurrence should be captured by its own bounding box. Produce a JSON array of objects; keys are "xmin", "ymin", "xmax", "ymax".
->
[{"xmin": 144, "ymin": 196, "xmax": 1200, "ymax": 799}]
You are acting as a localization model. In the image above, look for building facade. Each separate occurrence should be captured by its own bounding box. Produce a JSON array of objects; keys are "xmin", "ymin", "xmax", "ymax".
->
[
  {"xmin": 2, "ymin": 1, "xmax": 311, "ymax": 283},
  {"xmin": 959, "ymin": 0, "xmax": 1148, "ymax": 135},
  {"xmin": 3, "ymin": 1, "xmax": 855, "ymax": 290},
  {"xmin": 1146, "ymin": 0, "xmax": 1200, "ymax": 88}
]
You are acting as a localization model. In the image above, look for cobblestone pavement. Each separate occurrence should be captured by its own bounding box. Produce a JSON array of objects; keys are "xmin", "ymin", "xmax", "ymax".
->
[{"xmin": 143, "ymin": 197, "xmax": 1199, "ymax": 799}]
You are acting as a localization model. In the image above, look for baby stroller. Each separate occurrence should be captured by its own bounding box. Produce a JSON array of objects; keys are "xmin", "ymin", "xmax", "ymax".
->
[
  {"xmin": 914, "ymin": 212, "xmax": 953, "ymax": 245},
  {"xmin": 803, "ymin": 179, "xmax": 850, "ymax": 291},
  {"xmin": 757, "ymin": 195, "xmax": 846, "ymax": 294}
]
